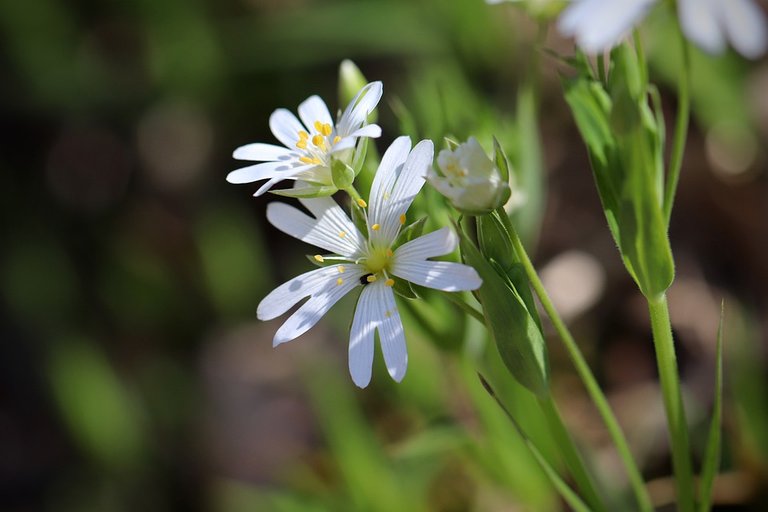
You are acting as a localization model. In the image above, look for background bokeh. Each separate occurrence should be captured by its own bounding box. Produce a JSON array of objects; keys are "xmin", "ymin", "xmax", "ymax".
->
[{"xmin": 1, "ymin": 0, "xmax": 767, "ymax": 510}]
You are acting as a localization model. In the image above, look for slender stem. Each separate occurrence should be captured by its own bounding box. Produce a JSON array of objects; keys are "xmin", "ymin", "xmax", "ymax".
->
[
  {"xmin": 663, "ymin": 30, "xmax": 691, "ymax": 225},
  {"xmin": 496, "ymin": 208, "xmax": 654, "ymax": 512},
  {"xmin": 343, "ymin": 186, "xmax": 365, "ymax": 206},
  {"xmin": 478, "ymin": 375, "xmax": 594, "ymax": 512},
  {"xmin": 538, "ymin": 396, "xmax": 606, "ymax": 512},
  {"xmin": 647, "ymin": 294, "xmax": 695, "ymax": 512},
  {"xmin": 442, "ymin": 291, "xmax": 485, "ymax": 324}
]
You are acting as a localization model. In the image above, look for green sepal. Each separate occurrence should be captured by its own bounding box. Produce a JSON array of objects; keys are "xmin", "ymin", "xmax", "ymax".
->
[
  {"xmin": 393, "ymin": 217, "xmax": 427, "ymax": 249},
  {"xmin": 492, "ymin": 136, "xmax": 510, "ymax": 182},
  {"xmin": 443, "ymin": 137, "xmax": 459, "ymax": 151},
  {"xmin": 350, "ymin": 201, "xmax": 368, "ymax": 236},
  {"xmin": 392, "ymin": 278, "xmax": 419, "ymax": 300},
  {"xmin": 270, "ymin": 185, "xmax": 338, "ymax": 198},
  {"xmin": 331, "ymin": 159, "xmax": 355, "ymax": 190},
  {"xmin": 352, "ymin": 137, "xmax": 369, "ymax": 176},
  {"xmin": 457, "ymin": 225, "xmax": 549, "ymax": 397}
]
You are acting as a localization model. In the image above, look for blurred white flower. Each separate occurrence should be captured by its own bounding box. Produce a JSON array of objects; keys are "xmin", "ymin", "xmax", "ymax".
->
[
  {"xmin": 227, "ymin": 82, "xmax": 382, "ymax": 196},
  {"xmin": 257, "ymin": 137, "xmax": 482, "ymax": 388},
  {"xmin": 429, "ymin": 137, "xmax": 513, "ymax": 215},
  {"xmin": 558, "ymin": 0, "xmax": 767, "ymax": 59}
]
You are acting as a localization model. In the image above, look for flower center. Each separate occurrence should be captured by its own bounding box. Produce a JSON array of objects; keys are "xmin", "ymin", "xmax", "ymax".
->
[
  {"xmin": 295, "ymin": 120, "xmax": 342, "ymax": 166},
  {"xmin": 364, "ymin": 246, "xmax": 392, "ymax": 275}
]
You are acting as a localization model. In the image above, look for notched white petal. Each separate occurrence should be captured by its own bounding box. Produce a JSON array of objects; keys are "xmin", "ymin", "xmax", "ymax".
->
[
  {"xmin": 394, "ymin": 227, "xmax": 458, "ymax": 261},
  {"xmin": 298, "ymin": 95, "xmax": 334, "ymax": 132},
  {"xmin": 233, "ymin": 143, "xmax": 295, "ymax": 162}
]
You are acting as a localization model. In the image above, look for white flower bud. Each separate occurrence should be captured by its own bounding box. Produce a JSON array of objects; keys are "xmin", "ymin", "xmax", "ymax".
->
[{"xmin": 429, "ymin": 137, "xmax": 513, "ymax": 215}]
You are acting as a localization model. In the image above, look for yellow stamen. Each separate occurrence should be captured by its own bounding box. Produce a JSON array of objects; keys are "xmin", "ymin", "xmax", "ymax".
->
[
  {"xmin": 298, "ymin": 130, "xmax": 309, "ymax": 140},
  {"xmin": 386, "ymin": 249, "xmax": 393, "ymax": 257},
  {"xmin": 366, "ymin": 275, "xmax": 377, "ymax": 283},
  {"xmin": 338, "ymin": 266, "xmax": 345, "ymax": 273},
  {"xmin": 321, "ymin": 123, "xmax": 332, "ymax": 136},
  {"xmin": 296, "ymin": 140, "xmax": 307, "ymax": 149},
  {"xmin": 371, "ymin": 224, "xmax": 381, "ymax": 231},
  {"xmin": 357, "ymin": 199, "xmax": 367, "ymax": 208},
  {"xmin": 313, "ymin": 254, "xmax": 324, "ymax": 263},
  {"xmin": 299, "ymin": 156, "xmax": 315, "ymax": 165},
  {"xmin": 399, "ymin": 214, "xmax": 406, "ymax": 225},
  {"xmin": 384, "ymin": 192, "xmax": 390, "ymax": 200},
  {"xmin": 385, "ymin": 310, "xmax": 392, "ymax": 318},
  {"xmin": 337, "ymin": 277, "xmax": 344, "ymax": 286},
  {"xmin": 312, "ymin": 134, "xmax": 325, "ymax": 148},
  {"xmin": 314, "ymin": 121, "xmax": 324, "ymax": 133},
  {"xmin": 333, "ymin": 135, "xmax": 341, "ymax": 144},
  {"xmin": 385, "ymin": 278, "xmax": 395, "ymax": 287},
  {"xmin": 338, "ymin": 231, "xmax": 346, "ymax": 238}
]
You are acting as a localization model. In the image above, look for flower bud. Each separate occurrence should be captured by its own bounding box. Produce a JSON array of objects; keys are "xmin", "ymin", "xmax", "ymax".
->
[{"xmin": 429, "ymin": 137, "xmax": 512, "ymax": 215}]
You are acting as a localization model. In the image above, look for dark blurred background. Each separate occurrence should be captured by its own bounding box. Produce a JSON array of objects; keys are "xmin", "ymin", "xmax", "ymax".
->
[{"xmin": 1, "ymin": 0, "xmax": 767, "ymax": 510}]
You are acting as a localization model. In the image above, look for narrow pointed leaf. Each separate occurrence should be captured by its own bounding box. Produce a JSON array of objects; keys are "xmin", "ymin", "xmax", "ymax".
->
[
  {"xmin": 270, "ymin": 185, "xmax": 338, "ymax": 198},
  {"xmin": 698, "ymin": 302, "xmax": 725, "ymax": 512}
]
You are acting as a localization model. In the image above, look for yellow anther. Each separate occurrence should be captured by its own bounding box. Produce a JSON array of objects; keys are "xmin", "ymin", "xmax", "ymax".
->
[
  {"xmin": 384, "ymin": 192, "xmax": 390, "ymax": 200},
  {"xmin": 296, "ymin": 140, "xmax": 307, "ymax": 149},
  {"xmin": 399, "ymin": 214, "xmax": 406, "ymax": 225},
  {"xmin": 337, "ymin": 277, "xmax": 344, "ymax": 286},
  {"xmin": 333, "ymin": 135, "xmax": 341, "ymax": 144},
  {"xmin": 298, "ymin": 130, "xmax": 309, "ymax": 140},
  {"xmin": 321, "ymin": 123, "xmax": 332, "ymax": 136},
  {"xmin": 385, "ymin": 278, "xmax": 395, "ymax": 287},
  {"xmin": 313, "ymin": 255, "xmax": 324, "ymax": 263},
  {"xmin": 338, "ymin": 265, "xmax": 345, "ymax": 273},
  {"xmin": 357, "ymin": 199, "xmax": 367, "ymax": 208},
  {"xmin": 366, "ymin": 275, "xmax": 377, "ymax": 283},
  {"xmin": 371, "ymin": 224, "xmax": 381, "ymax": 231},
  {"xmin": 312, "ymin": 134, "xmax": 325, "ymax": 148},
  {"xmin": 314, "ymin": 121, "xmax": 324, "ymax": 132},
  {"xmin": 386, "ymin": 249, "xmax": 393, "ymax": 257},
  {"xmin": 299, "ymin": 156, "xmax": 315, "ymax": 165},
  {"xmin": 385, "ymin": 310, "xmax": 392, "ymax": 318},
  {"xmin": 338, "ymin": 231, "xmax": 347, "ymax": 238}
]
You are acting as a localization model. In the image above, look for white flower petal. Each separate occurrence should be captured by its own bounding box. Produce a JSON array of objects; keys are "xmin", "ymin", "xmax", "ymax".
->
[
  {"xmin": 250, "ymin": 164, "xmax": 316, "ymax": 195},
  {"xmin": 338, "ymin": 81, "xmax": 383, "ymax": 136},
  {"xmin": 349, "ymin": 283, "xmax": 377, "ymax": 388},
  {"xmin": 266, "ymin": 200, "xmax": 364, "ymax": 257},
  {"xmin": 233, "ymin": 143, "xmax": 295, "ymax": 162},
  {"xmin": 372, "ymin": 139, "xmax": 434, "ymax": 244},
  {"xmin": 374, "ymin": 282, "xmax": 407, "ymax": 382},
  {"xmin": 558, "ymin": 0, "xmax": 656, "ymax": 53},
  {"xmin": 272, "ymin": 271, "xmax": 363, "ymax": 346},
  {"xmin": 348, "ymin": 124, "xmax": 382, "ymax": 139},
  {"xmin": 394, "ymin": 227, "xmax": 458, "ymax": 261},
  {"xmin": 269, "ymin": 108, "xmax": 305, "ymax": 148},
  {"xmin": 678, "ymin": 0, "xmax": 724, "ymax": 54},
  {"xmin": 298, "ymin": 95, "xmax": 334, "ymax": 133},
  {"xmin": 368, "ymin": 136, "xmax": 412, "ymax": 231},
  {"xmin": 258, "ymin": 265, "xmax": 354, "ymax": 320},
  {"xmin": 720, "ymin": 0, "xmax": 768, "ymax": 59},
  {"xmin": 391, "ymin": 260, "xmax": 482, "ymax": 292},
  {"xmin": 227, "ymin": 160, "xmax": 299, "ymax": 184}
]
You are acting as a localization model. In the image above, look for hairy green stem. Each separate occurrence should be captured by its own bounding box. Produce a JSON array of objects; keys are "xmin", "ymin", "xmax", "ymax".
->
[
  {"xmin": 648, "ymin": 294, "xmax": 694, "ymax": 512},
  {"xmin": 539, "ymin": 396, "xmax": 606, "ymax": 512},
  {"xmin": 497, "ymin": 208, "xmax": 653, "ymax": 512},
  {"xmin": 663, "ymin": 29, "xmax": 691, "ymax": 225}
]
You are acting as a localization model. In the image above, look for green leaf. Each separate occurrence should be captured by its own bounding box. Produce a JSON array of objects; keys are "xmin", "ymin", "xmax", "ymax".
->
[
  {"xmin": 269, "ymin": 185, "xmax": 338, "ymax": 198},
  {"xmin": 492, "ymin": 136, "xmax": 510, "ymax": 182},
  {"xmin": 331, "ymin": 159, "xmax": 355, "ymax": 189},
  {"xmin": 698, "ymin": 301, "xmax": 724, "ymax": 512},
  {"xmin": 458, "ymin": 226, "xmax": 549, "ymax": 397}
]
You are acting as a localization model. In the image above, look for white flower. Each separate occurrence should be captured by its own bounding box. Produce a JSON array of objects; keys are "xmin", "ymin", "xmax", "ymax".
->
[
  {"xmin": 257, "ymin": 137, "xmax": 483, "ymax": 387},
  {"xmin": 558, "ymin": 0, "xmax": 767, "ymax": 59},
  {"xmin": 429, "ymin": 137, "xmax": 512, "ymax": 215},
  {"xmin": 227, "ymin": 82, "xmax": 383, "ymax": 195}
]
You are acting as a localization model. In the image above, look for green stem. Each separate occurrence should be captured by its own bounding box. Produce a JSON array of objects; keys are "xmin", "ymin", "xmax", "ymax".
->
[
  {"xmin": 496, "ymin": 208, "xmax": 654, "ymax": 512},
  {"xmin": 343, "ymin": 185, "xmax": 366, "ymax": 207},
  {"xmin": 663, "ymin": 30, "xmax": 691, "ymax": 225},
  {"xmin": 478, "ymin": 375, "xmax": 594, "ymax": 512},
  {"xmin": 442, "ymin": 291, "xmax": 485, "ymax": 324},
  {"xmin": 647, "ymin": 294, "xmax": 695, "ymax": 512},
  {"xmin": 538, "ymin": 396, "xmax": 606, "ymax": 512}
]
